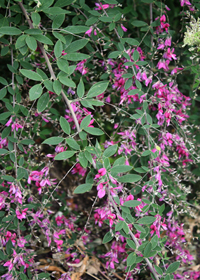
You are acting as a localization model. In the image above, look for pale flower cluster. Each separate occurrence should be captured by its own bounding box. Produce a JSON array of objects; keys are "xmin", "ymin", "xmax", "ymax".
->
[{"xmin": 183, "ymin": 16, "xmax": 200, "ymax": 48}]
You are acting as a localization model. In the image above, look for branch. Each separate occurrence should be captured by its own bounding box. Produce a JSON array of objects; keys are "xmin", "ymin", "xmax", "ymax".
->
[
  {"xmin": 18, "ymin": 2, "xmax": 81, "ymax": 133},
  {"xmin": 108, "ymin": 194, "xmax": 160, "ymax": 280}
]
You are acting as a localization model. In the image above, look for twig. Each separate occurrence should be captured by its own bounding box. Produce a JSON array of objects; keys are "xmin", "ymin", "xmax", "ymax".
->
[
  {"xmin": 86, "ymin": 272, "xmax": 101, "ymax": 280},
  {"xmin": 101, "ymin": 262, "xmax": 124, "ymax": 280},
  {"xmin": 9, "ymin": 10, "xmax": 17, "ymax": 175},
  {"xmin": 108, "ymin": 194, "xmax": 160, "ymax": 280},
  {"xmin": 150, "ymin": 3, "xmax": 153, "ymax": 48},
  {"xmin": 18, "ymin": 2, "xmax": 81, "ymax": 133}
]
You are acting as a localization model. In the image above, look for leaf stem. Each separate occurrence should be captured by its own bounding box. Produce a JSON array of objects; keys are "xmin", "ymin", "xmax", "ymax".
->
[{"xmin": 18, "ymin": 2, "xmax": 81, "ymax": 133}]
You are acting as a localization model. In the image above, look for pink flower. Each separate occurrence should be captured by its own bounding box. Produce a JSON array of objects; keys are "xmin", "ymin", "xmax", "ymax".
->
[
  {"xmin": 163, "ymin": 48, "xmax": 177, "ymax": 61},
  {"xmin": 121, "ymin": 24, "xmax": 127, "ymax": 32},
  {"xmin": 4, "ymin": 260, "xmax": 13, "ymax": 271},
  {"xmin": 180, "ymin": 0, "xmax": 191, "ymax": 6},
  {"xmin": 97, "ymin": 183, "xmax": 106, "ymax": 198},
  {"xmin": 157, "ymin": 60, "xmax": 170, "ymax": 71},
  {"xmin": 85, "ymin": 27, "xmax": 93, "ymax": 37},
  {"xmin": 95, "ymin": 168, "xmax": 107, "ymax": 179},
  {"xmin": 171, "ymin": 67, "xmax": 183, "ymax": 75},
  {"xmin": 16, "ymin": 208, "xmax": 28, "ymax": 220},
  {"xmin": 95, "ymin": 3, "xmax": 110, "ymax": 10},
  {"xmin": 160, "ymin": 15, "xmax": 166, "ymax": 22}
]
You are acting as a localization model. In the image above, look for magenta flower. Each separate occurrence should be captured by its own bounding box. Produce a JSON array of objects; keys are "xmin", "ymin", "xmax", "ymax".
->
[
  {"xmin": 163, "ymin": 48, "xmax": 177, "ymax": 61},
  {"xmin": 16, "ymin": 208, "xmax": 28, "ymax": 220},
  {"xmin": 180, "ymin": 0, "xmax": 191, "ymax": 6},
  {"xmin": 121, "ymin": 24, "xmax": 127, "ymax": 32},
  {"xmin": 3, "ymin": 260, "xmax": 13, "ymax": 272},
  {"xmin": 97, "ymin": 183, "xmax": 106, "ymax": 198},
  {"xmin": 95, "ymin": 3, "xmax": 110, "ymax": 10},
  {"xmin": 85, "ymin": 27, "xmax": 93, "ymax": 37},
  {"xmin": 95, "ymin": 167, "xmax": 107, "ymax": 179}
]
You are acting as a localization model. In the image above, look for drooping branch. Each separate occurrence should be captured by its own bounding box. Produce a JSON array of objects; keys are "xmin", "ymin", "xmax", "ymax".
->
[
  {"xmin": 108, "ymin": 193, "xmax": 160, "ymax": 280},
  {"xmin": 18, "ymin": 2, "xmax": 81, "ymax": 133}
]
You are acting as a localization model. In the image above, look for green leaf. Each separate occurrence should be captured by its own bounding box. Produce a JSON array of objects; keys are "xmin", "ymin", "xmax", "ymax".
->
[
  {"xmin": 122, "ymin": 221, "xmax": 129, "ymax": 234},
  {"xmin": 37, "ymin": 273, "xmax": 50, "ymax": 280},
  {"xmin": 54, "ymin": 151, "xmax": 76, "ymax": 160},
  {"xmin": 54, "ymin": 40, "xmax": 63, "ymax": 58},
  {"xmin": 37, "ymin": 92, "xmax": 50, "ymax": 113},
  {"xmin": 124, "ymin": 78, "xmax": 132, "ymax": 90},
  {"xmin": 52, "ymin": 14, "xmax": 65, "ymax": 29},
  {"xmin": 29, "ymin": 84, "xmax": 43, "ymax": 101},
  {"xmin": 126, "ymin": 38, "xmax": 139, "ymax": 46},
  {"xmin": 115, "ymin": 221, "xmax": 124, "ymax": 231},
  {"xmin": 126, "ymin": 239, "xmax": 136, "ymax": 249},
  {"xmin": 87, "ymin": 81, "xmax": 109, "ymax": 98},
  {"xmin": 80, "ymin": 115, "xmax": 91, "ymax": 130},
  {"xmin": 74, "ymin": 183, "xmax": 93, "ymax": 194},
  {"xmin": 1, "ymin": 126, "xmax": 11, "ymax": 139},
  {"xmin": 103, "ymin": 144, "xmax": 118, "ymax": 157},
  {"xmin": 81, "ymin": 99, "xmax": 94, "ymax": 110},
  {"xmin": 64, "ymin": 53, "xmax": 90, "ymax": 61},
  {"xmin": 60, "ymin": 116, "xmax": 71, "ymax": 135},
  {"xmin": 132, "ymin": 20, "xmax": 148, "ymax": 27},
  {"xmin": 118, "ymin": 174, "xmax": 142, "ymax": 183},
  {"xmin": 123, "ymin": 200, "xmax": 141, "ymax": 207},
  {"xmin": 66, "ymin": 138, "xmax": 80, "ymax": 150},
  {"xmin": 100, "ymin": 16, "xmax": 113, "ymax": 22},
  {"xmin": 77, "ymin": 78, "xmax": 85, "ymax": 98},
  {"xmin": 20, "ymin": 139, "xmax": 35, "ymax": 145},
  {"xmin": 84, "ymin": 150, "xmax": 93, "ymax": 164},
  {"xmin": 31, "ymin": 12, "xmax": 41, "ymax": 25},
  {"xmin": 0, "ymin": 77, "xmax": 8, "ymax": 85},
  {"xmin": 144, "ymin": 242, "xmax": 152, "ymax": 257},
  {"xmin": 6, "ymin": 240, "xmax": 13, "ymax": 255},
  {"xmin": 17, "ymin": 167, "xmax": 28, "ymax": 180},
  {"xmin": 0, "ymin": 149, "xmax": 8, "ymax": 155},
  {"xmin": 43, "ymin": 7, "xmax": 70, "ymax": 15},
  {"xmin": 137, "ymin": 216, "xmax": 156, "ymax": 224},
  {"xmin": 2, "ymin": 175, "xmax": 15, "ymax": 182},
  {"xmin": 103, "ymin": 232, "xmax": 113, "ymax": 244},
  {"xmin": 133, "ymin": 50, "xmax": 140, "ymax": 61},
  {"xmin": 127, "ymin": 252, "xmax": 136, "ymax": 266},
  {"xmin": 0, "ymin": 88, "xmax": 7, "ymax": 99},
  {"xmin": 110, "ymin": 165, "xmax": 132, "ymax": 175},
  {"xmin": 151, "ymin": 234, "xmax": 158, "ymax": 249},
  {"xmin": 0, "ymin": 112, "xmax": 11, "ymax": 120},
  {"xmin": 86, "ymin": 99, "xmax": 104, "ymax": 107},
  {"xmin": 57, "ymin": 58, "xmax": 69, "ymax": 73},
  {"xmin": 63, "ymin": 25, "xmax": 90, "ymax": 34},
  {"xmin": 59, "ymin": 75, "xmax": 76, "ymax": 87},
  {"xmin": 1, "ymin": 46, "xmax": 9, "ymax": 56},
  {"xmin": 24, "ymin": 29, "xmax": 42, "ymax": 35},
  {"xmin": 78, "ymin": 152, "xmax": 88, "ymax": 168},
  {"xmin": 53, "ymin": 80, "xmax": 62, "ymax": 95},
  {"xmin": 32, "ymin": 34, "xmax": 53, "ymax": 45},
  {"xmin": 166, "ymin": 262, "xmax": 180, "ymax": 274},
  {"xmin": 154, "ymin": 265, "xmax": 163, "ymax": 275},
  {"xmin": 54, "ymin": 0, "xmax": 75, "ymax": 7},
  {"xmin": 20, "ymin": 69, "xmax": 42, "ymax": 81},
  {"xmin": 108, "ymin": 51, "xmax": 122, "ymax": 59},
  {"xmin": 142, "ymin": 150, "xmax": 151, "ymax": 156},
  {"xmin": 0, "ymin": 26, "xmax": 22, "ymax": 35},
  {"xmin": 133, "ymin": 224, "xmax": 146, "ymax": 233},
  {"xmin": 84, "ymin": 127, "xmax": 104, "ymax": 136},
  {"xmin": 26, "ymin": 36, "xmax": 37, "ymax": 51},
  {"xmin": 141, "ymin": 0, "xmax": 154, "ymax": 3},
  {"xmin": 65, "ymin": 39, "xmax": 89, "ymax": 53},
  {"xmin": 42, "ymin": 137, "xmax": 64, "ymax": 145}
]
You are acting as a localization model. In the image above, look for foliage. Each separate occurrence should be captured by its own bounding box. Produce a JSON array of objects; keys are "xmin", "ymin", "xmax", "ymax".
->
[{"xmin": 0, "ymin": 0, "xmax": 200, "ymax": 279}]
